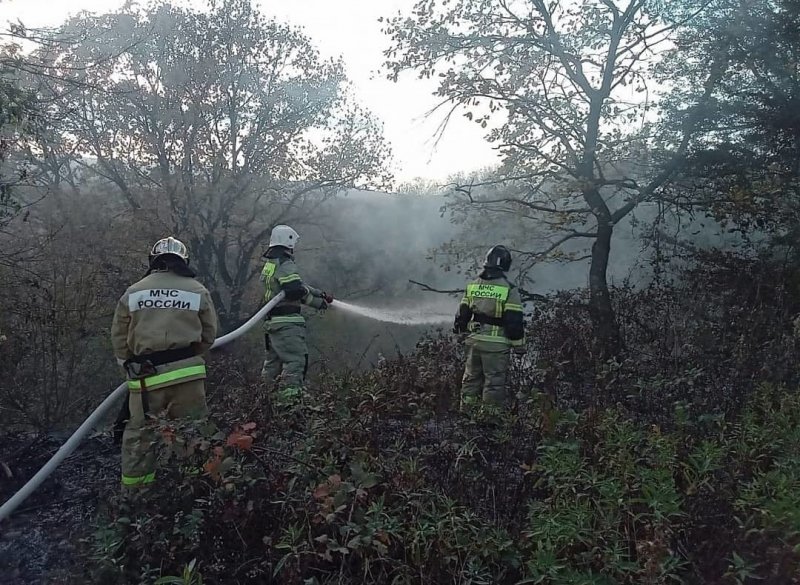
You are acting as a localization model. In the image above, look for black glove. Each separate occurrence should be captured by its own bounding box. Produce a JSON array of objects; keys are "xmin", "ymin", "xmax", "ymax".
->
[
  {"xmin": 113, "ymin": 398, "xmax": 130, "ymax": 445},
  {"xmin": 322, "ymin": 291, "xmax": 334, "ymax": 304},
  {"xmin": 454, "ymin": 305, "xmax": 471, "ymax": 334}
]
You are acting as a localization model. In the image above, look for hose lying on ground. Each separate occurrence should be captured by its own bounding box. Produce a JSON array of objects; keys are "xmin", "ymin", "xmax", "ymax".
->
[{"xmin": 0, "ymin": 291, "xmax": 286, "ymax": 523}]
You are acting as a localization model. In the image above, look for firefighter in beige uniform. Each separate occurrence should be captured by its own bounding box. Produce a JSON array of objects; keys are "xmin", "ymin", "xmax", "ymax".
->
[{"xmin": 111, "ymin": 237, "xmax": 218, "ymax": 487}]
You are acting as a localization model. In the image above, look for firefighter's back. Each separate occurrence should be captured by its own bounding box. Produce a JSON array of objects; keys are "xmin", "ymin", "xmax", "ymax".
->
[{"xmin": 124, "ymin": 271, "xmax": 211, "ymax": 356}]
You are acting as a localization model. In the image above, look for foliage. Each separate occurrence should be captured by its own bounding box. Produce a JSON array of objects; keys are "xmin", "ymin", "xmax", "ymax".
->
[
  {"xmin": 659, "ymin": 0, "xmax": 800, "ymax": 249},
  {"xmin": 532, "ymin": 249, "xmax": 800, "ymax": 425},
  {"xmin": 0, "ymin": 40, "xmax": 35, "ymax": 224},
  {"xmin": 67, "ymin": 252, "xmax": 800, "ymax": 584}
]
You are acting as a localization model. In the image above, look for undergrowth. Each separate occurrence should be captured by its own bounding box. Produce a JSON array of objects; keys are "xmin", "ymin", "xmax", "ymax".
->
[
  {"xmin": 80, "ymin": 380, "xmax": 800, "ymax": 584},
  {"xmin": 75, "ymin": 254, "xmax": 800, "ymax": 584}
]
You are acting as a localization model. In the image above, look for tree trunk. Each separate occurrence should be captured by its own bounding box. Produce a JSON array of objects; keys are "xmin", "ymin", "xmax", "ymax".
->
[
  {"xmin": 588, "ymin": 219, "xmax": 621, "ymax": 358},
  {"xmin": 210, "ymin": 288, "xmax": 232, "ymax": 330},
  {"xmin": 227, "ymin": 288, "xmax": 245, "ymax": 329}
]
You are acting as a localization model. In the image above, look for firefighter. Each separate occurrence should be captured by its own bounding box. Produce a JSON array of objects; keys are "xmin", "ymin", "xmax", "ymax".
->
[
  {"xmin": 260, "ymin": 225, "xmax": 332, "ymax": 401},
  {"xmin": 110, "ymin": 237, "xmax": 218, "ymax": 488},
  {"xmin": 454, "ymin": 245, "xmax": 525, "ymax": 410}
]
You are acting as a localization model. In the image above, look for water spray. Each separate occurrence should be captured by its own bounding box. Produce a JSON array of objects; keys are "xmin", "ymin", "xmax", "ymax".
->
[{"xmin": 332, "ymin": 300, "xmax": 452, "ymax": 326}]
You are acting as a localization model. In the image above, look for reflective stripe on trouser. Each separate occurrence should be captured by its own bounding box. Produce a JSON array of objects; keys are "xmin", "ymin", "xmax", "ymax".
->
[
  {"xmin": 127, "ymin": 364, "xmax": 206, "ymax": 390},
  {"xmin": 461, "ymin": 345, "xmax": 510, "ymax": 406},
  {"xmin": 121, "ymin": 378, "xmax": 208, "ymax": 486},
  {"xmin": 262, "ymin": 321, "xmax": 308, "ymax": 393}
]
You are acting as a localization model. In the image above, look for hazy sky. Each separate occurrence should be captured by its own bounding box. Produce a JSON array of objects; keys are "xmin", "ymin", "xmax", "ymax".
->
[{"xmin": 1, "ymin": 0, "xmax": 501, "ymax": 184}]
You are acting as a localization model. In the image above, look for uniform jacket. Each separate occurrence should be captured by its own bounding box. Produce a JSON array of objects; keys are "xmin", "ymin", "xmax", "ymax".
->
[
  {"xmin": 260, "ymin": 250, "xmax": 325, "ymax": 325},
  {"xmin": 454, "ymin": 269, "xmax": 525, "ymax": 351},
  {"xmin": 111, "ymin": 270, "xmax": 218, "ymax": 391}
]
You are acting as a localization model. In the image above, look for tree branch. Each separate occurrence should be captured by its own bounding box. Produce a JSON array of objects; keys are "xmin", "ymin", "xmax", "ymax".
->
[
  {"xmin": 610, "ymin": 49, "xmax": 730, "ymax": 224},
  {"xmin": 408, "ymin": 280, "xmax": 464, "ymax": 295},
  {"xmin": 408, "ymin": 279, "xmax": 550, "ymax": 303},
  {"xmin": 454, "ymin": 182, "xmax": 590, "ymax": 215}
]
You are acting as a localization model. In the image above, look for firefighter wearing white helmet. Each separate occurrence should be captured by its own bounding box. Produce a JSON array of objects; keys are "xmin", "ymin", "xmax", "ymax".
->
[
  {"xmin": 454, "ymin": 245, "xmax": 525, "ymax": 411},
  {"xmin": 269, "ymin": 224, "xmax": 300, "ymax": 249},
  {"xmin": 110, "ymin": 236, "xmax": 218, "ymax": 488},
  {"xmin": 260, "ymin": 225, "xmax": 333, "ymax": 402}
]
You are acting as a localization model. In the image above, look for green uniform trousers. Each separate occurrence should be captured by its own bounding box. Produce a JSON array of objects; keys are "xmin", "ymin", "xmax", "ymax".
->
[
  {"xmin": 261, "ymin": 322, "xmax": 308, "ymax": 394},
  {"xmin": 461, "ymin": 344, "xmax": 511, "ymax": 407},
  {"xmin": 121, "ymin": 379, "xmax": 208, "ymax": 486}
]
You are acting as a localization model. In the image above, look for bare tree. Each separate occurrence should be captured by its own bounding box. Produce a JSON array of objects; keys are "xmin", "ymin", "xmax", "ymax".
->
[
  {"xmin": 36, "ymin": 0, "xmax": 392, "ymax": 326},
  {"xmin": 383, "ymin": 0, "xmax": 725, "ymax": 355},
  {"xmin": 0, "ymin": 187, "xmax": 135, "ymax": 427}
]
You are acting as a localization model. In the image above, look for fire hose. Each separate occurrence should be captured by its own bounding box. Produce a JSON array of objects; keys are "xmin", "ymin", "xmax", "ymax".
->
[{"xmin": 0, "ymin": 291, "xmax": 287, "ymax": 523}]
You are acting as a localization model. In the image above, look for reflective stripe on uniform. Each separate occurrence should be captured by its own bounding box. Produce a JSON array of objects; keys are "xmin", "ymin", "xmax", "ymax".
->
[
  {"xmin": 261, "ymin": 262, "xmax": 277, "ymax": 279},
  {"xmin": 278, "ymin": 274, "xmax": 301, "ymax": 285},
  {"xmin": 127, "ymin": 365, "xmax": 206, "ymax": 390},
  {"xmin": 470, "ymin": 333, "xmax": 511, "ymax": 344},
  {"xmin": 466, "ymin": 283, "xmax": 509, "ymax": 301},
  {"xmin": 505, "ymin": 303, "xmax": 524, "ymax": 312},
  {"xmin": 122, "ymin": 472, "xmax": 155, "ymax": 486},
  {"xmin": 268, "ymin": 315, "xmax": 305, "ymax": 324},
  {"xmin": 262, "ymin": 261, "xmax": 277, "ymax": 301}
]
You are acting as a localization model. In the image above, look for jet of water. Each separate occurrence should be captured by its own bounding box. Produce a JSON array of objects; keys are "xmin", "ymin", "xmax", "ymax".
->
[{"xmin": 332, "ymin": 300, "xmax": 452, "ymax": 326}]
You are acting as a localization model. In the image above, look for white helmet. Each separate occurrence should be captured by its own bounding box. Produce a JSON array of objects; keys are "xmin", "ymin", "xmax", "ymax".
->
[
  {"xmin": 150, "ymin": 236, "xmax": 189, "ymax": 262},
  {"xmin": 269, "ymin": 225, "xmax": 299, "ymax": 250}
]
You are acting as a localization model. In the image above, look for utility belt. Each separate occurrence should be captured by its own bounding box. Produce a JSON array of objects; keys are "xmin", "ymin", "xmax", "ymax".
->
[
  {"xmin": 267, "ymin": 305, "xmax": 301, "ymax": 319},
  {"xmin": 114, "ymin": 345, "xmax": 197, "ymax": 443},
  {"xmin": 471, "ymin": 313, "xmax": 505, "ymax": 327},
  {"xmin": 123, "ymin": 346, "xmax": 197, "ymax": 379}
]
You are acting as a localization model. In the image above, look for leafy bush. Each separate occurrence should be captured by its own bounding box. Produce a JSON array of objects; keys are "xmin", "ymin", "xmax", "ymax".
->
[
  {"xmin": 531, "ymin": 251, "xmax": 800, "ymax": 425},
  {"xmin": 79, "ymin": 382, "xmax": 800, "ymax": 583}
]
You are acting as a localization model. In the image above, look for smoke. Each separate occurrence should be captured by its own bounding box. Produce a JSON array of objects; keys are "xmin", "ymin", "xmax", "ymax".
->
[{"xmin": 303, "ymin": 187, "xmax": 661, "ymax": 305}]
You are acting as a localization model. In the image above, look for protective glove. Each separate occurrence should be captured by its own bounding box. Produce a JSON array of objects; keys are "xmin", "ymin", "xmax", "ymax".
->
[
  {"xmin": 112, "ymin": 399, "xmax": 130, "ymax": 445},
  {"xmin": 322, "ymin": 291, "xmax": 334, "ymax": 304}
]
